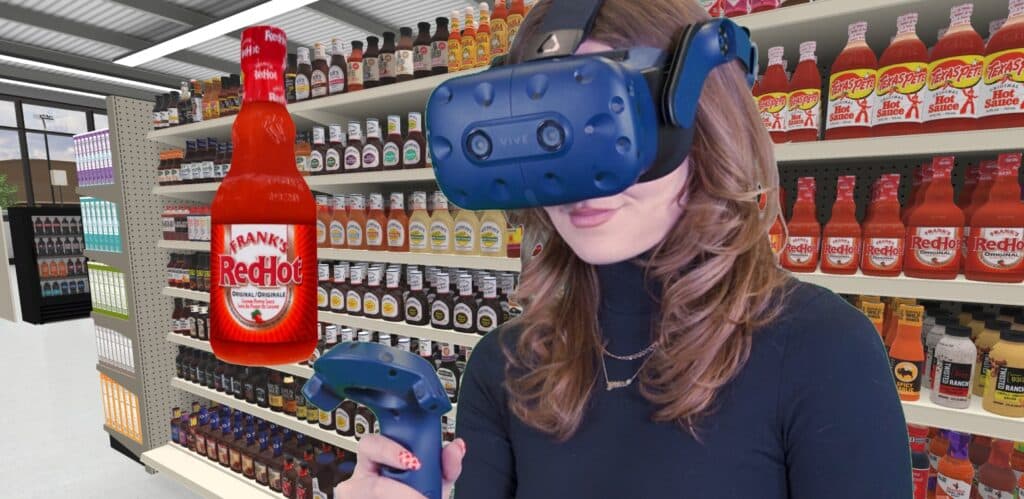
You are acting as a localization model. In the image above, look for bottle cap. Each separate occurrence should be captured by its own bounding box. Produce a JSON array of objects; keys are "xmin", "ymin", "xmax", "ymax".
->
[
  {"xmin": 240, "ymin": 26, "xmax": 287, "ymax": 104},
  {"xmin": 945, "ymin": 325, "xmax": 971, "ymax": 338},
  {"xmin": 1000, "ymin": 328, "xmax": 1024, "ymax": 342},
  {"xmin": 986, "ymin": 319, "xmax": 1011, "ymax": 331}
]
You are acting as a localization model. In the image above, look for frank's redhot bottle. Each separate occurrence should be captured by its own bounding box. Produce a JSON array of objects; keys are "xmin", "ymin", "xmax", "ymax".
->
[
  {"xmin": 904, "ymin": 156, "xmax": 965, "ymax": 280},
  {"xmin": 210, "ymin": 27, "xmax": 317, "ymax": 365},
  {"xmin": 781, "ymin": 177, "xmax": 821, "ymax": 273},
  {"xmin": 874, "ymin": 13, "xmax": 929, "ymax": 137},
  {"xmin": 769, "ymin": 188, "xmax": 786, "ymax": 256},
  {"xmin": 980, "ymin": 0, "xmax": 1024, "ymax": 129},
  {"xmin": 965, "ymin": 153, "xmax": 1024, "ymax": 283},
  {"xmin": 826, "ymin": 22, "xmax": 878, "ymax": 140},
  {"xmin": 758, "ymin": 46, "xmax": 789, "ymax": 143},
  {"xmin": 786, "ymin": 41, "xmax": 822, "ymax": 142},
  {"xmin": 861, "ymin": 174, "xmax": 905, "ymax": 277},
  {"xmin": 722, "ymin": 0, "xmax": 748, "ymax": 17},
  {"xmin": 926, "ymin": 3, "xmax": 985, "ymax": 132},
  {"xmin": 821, "ymin": 176, "xmax": 861, "ymax": 275},
  {"xmin": 962, "ymin": 159, "xmax": 997, "ymax": 271}
]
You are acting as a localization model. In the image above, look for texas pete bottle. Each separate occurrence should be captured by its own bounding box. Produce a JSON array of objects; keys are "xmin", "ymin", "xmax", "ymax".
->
[
  {"xmin": 758, "ymin": 46, "xmax": 790, "ymax": 143},
  {"xmin": 981, "ymin": 0, "xmax": 1024, "ymax": 129},
  {"xmin": 926, "ymin": 3, "xmax": 985, "ymax": 132},
  {"xmin": 210, "ymin": 26, "xmax": 317, "ymax": 365},
  {"xmin": 874, "ymin": 13, "xmax": 929, "ymax": 137},
  {"xmin": 786, "ymin": 41, "xmax": 822, "ymax": 143},
  {"xmin": 826, "ymin": 22, "xmax": 878, "ymax": 140}
]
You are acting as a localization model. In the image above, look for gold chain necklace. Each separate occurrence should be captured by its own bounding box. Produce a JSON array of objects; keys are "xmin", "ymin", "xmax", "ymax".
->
[{"xmin": 600, "ymin": 344, "xmax": 657, "ymax": 391}]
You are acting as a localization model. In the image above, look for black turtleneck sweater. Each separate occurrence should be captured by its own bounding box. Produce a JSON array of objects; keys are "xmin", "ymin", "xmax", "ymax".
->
[{"xmin": 454, "ymin": 261, "xmax": 912, "ymax": 498}]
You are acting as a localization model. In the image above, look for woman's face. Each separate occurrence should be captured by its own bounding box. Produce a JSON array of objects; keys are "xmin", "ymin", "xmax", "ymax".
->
[{"xmin": 542, "ymin": 40, "xmax": 690, "ymax": 266}]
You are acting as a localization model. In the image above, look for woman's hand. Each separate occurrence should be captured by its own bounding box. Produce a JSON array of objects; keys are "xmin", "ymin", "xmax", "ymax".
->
[{"xmin": 335, "ymin": 435, "xmax": 467, "ymax": 499}]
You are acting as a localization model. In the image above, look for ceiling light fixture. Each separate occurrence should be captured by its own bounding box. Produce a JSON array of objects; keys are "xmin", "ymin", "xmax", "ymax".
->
[
  {"xmin": 0, "ymin": 55, "xmax": 176, "ymax": 93},
  {"xmin": 114, "ymin": 0, "xmax": 318, "ymax": 67},
  {"xmin": 0, "ymin": 78, "xmax": 106, "ymax": 100}
]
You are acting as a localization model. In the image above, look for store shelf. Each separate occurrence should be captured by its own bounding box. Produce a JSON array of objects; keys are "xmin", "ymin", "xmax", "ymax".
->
[
  {"xmin": 104, "ymin": 424, "xmax": 145, "ymax": 456},
  {"xmin": 151, "ymin": 183, "xmax": 219, "ymax": 202},
  {"xmin": 775, "ymin": 128, "xmax": 1024, "ymax": 165},
  {"xmin": 166, "ymin": 333, "xmax": 314, "ymax": 379},
  {"xmin": 161, "ymin": 287, "xmax": 210, "ymax": 302},
  {"xmin": 170, "ymin": 378, "xmax": 360, "ymax": 452},
  {"xmin": 84, "ymin": 249, "xmax": 127, "ymax": 270},
  {"xmin": 153, "ymin": 169, "xmax": 438, "ymax": 202},
  {"xmin": 91, "ymin": 310, "xmax": 131, "ymax": 333},
  {"xmin": 903, "ymin": 390, "xmax": 1024, "ymax": 442},
  {"xmin": 794, "ymin": 271, "xmax": 1024, "ymax": 306},
  {"xmin": 158, "ymin": 240, "xmax": 210, "ymax": 252},
  {"xmin": 317, "ymin": 249, "xmax": 522, "ymax": 272},
  {"xmin": 76, "ymin": 184, "xmax": 120, "ymax": 204},
  {"xmin": 141, "ymin": 444, "xmax": 277, "ymax": 499},
  {"xmin": 317, "ymin": 311, "xmax": 483, "ymax": 348},
  {"xmin": 97, "ymin": 362, "xmax": 135, "ymax": 387}
]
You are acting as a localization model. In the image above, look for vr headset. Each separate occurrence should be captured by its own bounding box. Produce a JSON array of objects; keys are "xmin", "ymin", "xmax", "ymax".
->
[{"xmin": 425, "ymin": 0, "xmax": 758, "ymax": 210}]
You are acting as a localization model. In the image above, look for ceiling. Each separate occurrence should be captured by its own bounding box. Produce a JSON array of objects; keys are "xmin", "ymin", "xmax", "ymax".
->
[{"xmin": 0, "ymin": 0, "xmax": 482, "ymax": 101}]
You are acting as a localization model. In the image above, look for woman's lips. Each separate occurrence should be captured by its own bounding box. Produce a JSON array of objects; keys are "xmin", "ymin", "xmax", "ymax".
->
[{"xmin": 568, "ymin": 207, "xmax": 618, "ymax": 228}]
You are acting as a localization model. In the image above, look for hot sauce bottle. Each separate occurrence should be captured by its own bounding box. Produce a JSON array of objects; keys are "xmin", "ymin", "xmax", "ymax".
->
[
  {"xmin": 329, "ymin": 195, "xmax": 347, "ymax": 248},
  {"xmin": 758, "ymin": 46, "xmax": 790, "ymax": 143},
  {"xmin": 344, "ymin": 121, "xmax": 363, "ymax": 172},
  {"xmin": 430, "ymin": 191, "xmax": 455, "ymax": 254},
  {"xmin": 379, "ymin": 31, "xmax": 397, "ymax": 86},
  {"xmin": 295, "ymin": 47, "xmax": 312, "ymax": 102},
  {"xmin": 975, "ymin": 439, "xmax": 1018, "ymax": 498},
  {"xmin": 404, "ymin": 269, "xmax": 428, "ymax": 325},
  {"xmin": 927, "ymin": 4, "xmax": 985, "ymax": 132},
  {"xmin": 461, "ymin": 7, "xmax": 478, "ymax": 70},
  {"xmin": 449, "ymin": 12, "xmax": 463, "ymax": 73},
  {"xmin": 210, "ymin": 26, "xmax": 316, "ymax": 366},
  {"xmin": 936, "ymin": 432, "xmax": 975, "ymax": 499},
  {"xmin": 362, "ymin": 119, "xmax": 382, "ymax": 171},
  {"xmin": 413, "ymin": 22, "xmax": 433, "ymax": 79},
  {"xmin": 346, "ymin": 194, "xmax": 366, "ymax": 250},
  {"xmin": 383, "ymin": 115, "xmax": 403, "ymax": 170},
  {"xmin": 408, "ymin": 191, "xmax": 431, "ymax": 253},
  {"xmin": 431, "ymin": 18, "xmax": 450, "ymax": 75},
  {"xmin": 364, "ymin": 36, "xmax": 381, "ymax": 89},
  {"xmin": 403, "ymin": 112, "xmax": 426, "ymax": 169},
  {"xmin": 396, "ymin": 27, "xmax": 415, "ymax": 83},
  {"xmin": 490, "ymin": 0, "xmax": 510, "ymax": 59},
  {"xmin": 874, "ymin": 13, "xmax": 929, "ymax": 137},
  {"xmin": 825, "ymin": 22, "xmax": 878, "ymax": 140},
  {"xmin": 311, "ymin": 42, "xmax": 329, "ymax": 98},
  {"xmin": 861, "ymin": 174, "xmax": 905, "ymax": 277},
  {"xmin": 965, "ymin": 152, "xmax": 1024, "ymax": 283},
  {"xmin": 723, "ymin": 0, "xmax": 749, "ymax": 17},
  {"xmin": 507, "ymin": 0, "xmax": 525, "ymax": 46},
  {"xmin": 786, "ymin": 41, "xmax": 822, "ymax": 143},
  {"xmin": 387, "ymin": 192, "xmax": 409, "ymax": 252},
  {"xmin": 981, "ymin": 0, "xmax": 1024, "ymax": 129},
  {"xmin": 821, "ymin": 176, "xmax": 861, "ymax": 275},
  {"xmin": 476, "ymin": 3, "xmax": 492, "ymax": 68},
  {"xmin": 904, "ymin": 156, "xmax": 965, "ymax": 280},
  {"xmin": 889, "ymin": 304, "xmax": 926, "ymax": 401},
  {"xmin": 347, "ymin": 41, "xmax": 365, "ymax": 92},
  {"xmin": 325, "ymin": 124, "xmax": 343, "ymax": 174},
  {"xmin": 781, "ymin": 177, "xmax": 821, "ymax": 273},
  {"xmin": 365, "ymin": 193, "xmax": 387, "ymax": 251},
  {"xmin": 328, "ymin": 38, "xmax": 347, "ymax": 95}
]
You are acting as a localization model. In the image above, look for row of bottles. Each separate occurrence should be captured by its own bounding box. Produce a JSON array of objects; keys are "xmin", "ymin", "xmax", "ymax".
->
[
  {"xmin": 35, "ymin": 234, "xmax": 84, "ymax": 257},
  {"xmin": 152, "ymin": 75, "xmax": 242, "ymax": 129},
  {"xmin": 777, "ymin": 153, "xmax": 1024, "ymax": 282},
  {"xmin": 80, "ymin": 197, "xmax": 121, "ymax": 253},
  {"xmin": 166, "ymin": 252, "xmax": 211, "ymax": 292},
  {"xmin": 156, "ymin": 138, "xmax": 232, "ymax": 185},
  {"xmin": 701, "ymin": 0, "xmax": 810, "ymax": 17},
  {"xmin": 31, "ymin": 215, "xmax": 82, "ymax": 236},
  {"xmin": 87, "ymin": 261, "xmax": 125, "ymax": 316},
  {"xmin": 38, "ymin": 256, "xmax": 87, "ymax": 280},
  {"xmin": 72, "ymin": 129, "xmax": 113, "ymax": 187},
  {"xmin": 910, "ymin": 426, "xmax": 1024, "ymax": 498},
  {"xmin": 169, "ymin": 399, "xmax": 358, "ymax": 497},
  {"xmin": 161, "ymin": 205, "xmax": 211, "ymax": 242},
  {"xmin": 294, "ymin": 113, "xmax": 426, "ymax": 174}
]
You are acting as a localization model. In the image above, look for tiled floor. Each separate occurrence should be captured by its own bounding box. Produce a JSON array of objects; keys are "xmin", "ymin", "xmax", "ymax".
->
[{"xmin": 0, "ymin": 270, "xmax": 196, "ymax": 498}]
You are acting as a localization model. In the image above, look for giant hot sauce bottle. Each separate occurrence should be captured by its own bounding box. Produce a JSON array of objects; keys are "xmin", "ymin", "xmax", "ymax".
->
[{"xmin": 210, "ymin": 26, "xmax": 317, "ymax": 365}]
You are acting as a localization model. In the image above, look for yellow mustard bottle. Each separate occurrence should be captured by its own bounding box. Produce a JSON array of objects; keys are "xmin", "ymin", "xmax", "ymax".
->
[
  {"xmin": 982, "ymin": 328, "xmax": 1024, "ymax": 418},
  {"xmin": 453, "ymin": 206, "xmax": 480, "ymax": 256},
  {"xmin": 408, "ymin": 191, "xmax": 431, "ymax": 254},
  {"xmin": 478, "ymin": 210, "xmax": 507, "ymax": 257},
  {"xmin": 430, "ymin": 191, "xmax": 455, "ymax": 254},
  {"xmin": 975, "ymin": 319, "xmax": 1011, "ymax": 397}
]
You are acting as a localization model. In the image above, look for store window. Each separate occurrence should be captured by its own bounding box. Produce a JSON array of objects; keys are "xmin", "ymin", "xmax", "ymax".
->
[
  {"xmin": 0, "ymin": 129, "xmax": 27, "ymax": 207},
  {"xmin": 22, "ymin": 103, "xmax": 88, "ymax": 135},
  {"xmin": 26, "ymin": 133, "xmax": 76, "ymax": 204},
  {"xmin": 94, "ymin": 113, "xmax": 108, "ymax": 130},
  {"xmin": 0, "ymin": 100, "xmax": 15, "ymax": 128}
]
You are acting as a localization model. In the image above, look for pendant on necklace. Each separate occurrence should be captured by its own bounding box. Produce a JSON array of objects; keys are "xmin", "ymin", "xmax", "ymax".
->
[{"xmin": 605, "ymin": 378, "xmax": 634, "ymax": 391}]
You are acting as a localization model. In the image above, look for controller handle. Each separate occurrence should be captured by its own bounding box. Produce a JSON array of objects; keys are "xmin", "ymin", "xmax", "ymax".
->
[{"xmin": 302, "ymin": 342, "xmax": 453, "ymax": 499}]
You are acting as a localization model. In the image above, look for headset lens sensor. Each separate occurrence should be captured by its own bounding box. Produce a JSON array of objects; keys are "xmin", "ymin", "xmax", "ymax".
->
[{"xmin": 537, "ymin": 120, "xmax": 565, "ymax": 152}]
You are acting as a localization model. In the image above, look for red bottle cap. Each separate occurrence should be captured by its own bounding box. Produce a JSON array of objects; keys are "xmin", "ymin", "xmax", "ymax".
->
[{"xmin": 240, "ymin": 26, "xmax": 288, "ymax": 104}]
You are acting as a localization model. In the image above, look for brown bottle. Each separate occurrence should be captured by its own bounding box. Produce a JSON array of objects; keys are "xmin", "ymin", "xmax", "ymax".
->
[
  {"xmin": 346, "ymin": 264, "xmax": 364, "ymax": 316},
  {"xmin": 328, "ymin": 38, "xmax": 347, "ymax": 95},
  {"xmin": 396, "ymin": 27, "xmax": 415, "ymax": 82},
  {"xmin": 242, "ymin": 426, "xmax": 258, "ymax": 479},
  {"xmin": 254, "ymin": 431, "xmax": 273, "ymax": 486},
  {"xmin": 382, "ymin": 115, "xmax": 403, "ymax": 170},
  {"xmin": 331, "ymin": 261, "xmax": 349, "ymax": 314},
  {"xmin": 281, "ymin": 456, "xmax": 298, "ymax": 498},
  {"xmin": 477, "ymin": 276, "xmax": 501, "ymax": 335},
  {"xmin": 229, "ymin": 422, "xmax": 245, "ymax": 473},
  {"xmin": 325, "ymin": 124, "xmax": 344, "ymax": 174},
  {"xmin": 347, "ymin": 40, "xmax": 364, "ymax": 92},
  {"xmin": 403, "ymin": 112, "xmax": 426, "ymax": 169},
  {"xmin": 308, "ymin": 126, "xmax": 327, "ymax": 175},
  {"xmin": 404, "ymin": 269, "xmax": 428, "ymax": 325},
  {"xmin": 382, "ymin": 267, "xmax": 404, "ymax": 322},
  {"xmin": 311, "ymin": 42, "xmax": 329, "ymax": 98},
  {"xmin": 296, "ymin": 463, "xmax": 313, "ymax": 499},
  {"xmin": 431, "ymin": 17, "xmax": 451, "ymax": 75},
  {"xmin": 414, "ymin": 22, "xmax": 433, "ymax": 78},
  {"xmin": 354, "ymin": 404, "xmax": 377, "ymax": 441},
  {"xmin": 282, "ymin": 375, "xmax": 298, "ymax": 416},
  {"xmin": 362, "ymin": 118, "xmax": 382, "ymax": 171},
  {"xmin": 363, "ymin": 36, "xmax": 381, "ymax": 89},
  {"xmin": 430, "ymin": 272, "xmax": 454, "ymax": 330},
  {"xmin": 295, "ymin": 47, "xmax": 312, "ymax": 101},
  {"xmin": 362, "ymin": 265, "xmax": 383, "ymax": 319},
  {"xmin": 268, "ymin": 370, "xmax": 284, "ymax": 412},
  {"xmin": 268, "ymin": 435, "xmax": 285, "ymax": 491},
  {"xmin": 452, "ymin": 273, "xmax": 476, "ymax": 334},
  {"xmin": 344, "ymin": 121, "xmax": 363, "ymax": 172},
  {"xmin": 437, "ymin": 342, "xmax": 461, "ymax": 402},
  {"xmin": 285, "ymin": 53, "xmax": 297, "ymax": 102},
  {"xmin": 379, "ymin": 32, "xmax": 397, "ymax": 85}
]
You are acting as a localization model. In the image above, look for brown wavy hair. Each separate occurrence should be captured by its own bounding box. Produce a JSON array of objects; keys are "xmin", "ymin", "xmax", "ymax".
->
[{"xmin": 503, "ymin": 0, "xmax": 791, "ymax": 441}]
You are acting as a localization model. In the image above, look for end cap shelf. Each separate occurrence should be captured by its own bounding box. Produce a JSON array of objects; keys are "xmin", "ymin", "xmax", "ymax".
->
[{"xmin": 142, "ymin": 444, "xmax": 277, "ymax": 499}]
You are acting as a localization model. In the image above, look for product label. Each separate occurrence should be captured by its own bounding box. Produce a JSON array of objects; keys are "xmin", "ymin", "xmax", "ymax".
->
[
  {"xmin": 354, "ymin": 413, "xmax": 370, "ymax": 439},
  {"xmin": 409, "ymin": 221, "xmax": 428, "ymax": 251},
  {"xmin": 380, "ymin": 53, "xmax": 396, "ymax": 79},
  {"xmin": 449, "ymin": 39, "xmax": 461, "ymax": 70},
  {"xmin": 336, "ymin": 407, "xmax": 350, "ymax": 433},
  {"xmin": 912, "ymin": 468, "xmax": 929, "ymax": 499},
  {"xmin": 348, "ymin": 61, "xmax": 364, "ymax": 87},
  {"xmin": 405, "ymin": 296, "xmax": 423, "ymax": 321},
  {"xmin": 317, "ymin": 284, "xmax": 328, "ymax": 308},
  {"xmin": 330, "ymin": 288, "xmax": 344, "ymax": 310},
  {"xmin": 396, "ymin": 49, "xmax": 414, "ymax": 76},
  {"xmin": 507, "ymin": 14, "xmax": 524, "ymax": 43},
  {"xmin": 783, "ymin": 236, "xmax": 819, "ymax": 266},
  {"xmin": 431, "ymin": 300, "xmax": 450, "ymax": 326},
  {"xmin": 935, "ymin": 359, "xmax": 973, "ymax": 399},
  {"xmin": 430, "ymin": 222, "xmax": 451, "ymax": 252},
  {"xmin": 891, "ymin": 357, "xmax": 923, "ymax": 397},
  {"xmin": 328, "ymin": 65, "xmax": 345, "ymax": 94},
  {"xmin": 431, "ymin": 40, "xmax": 448, "ymax": 68},
  {"xmin": 213, "ymin": 224, "xmax": 311, "ymax": 335},
  {"xmin": 967, "ymin": 227, "xmax": 1024, "ymax": 271},
  {"xmin": 403, "ymin": 139, "xmax": 421, "ymax": 166},
  {"xmin": 976, "ymin": 484, "xmax": 1014, "ymax": 499},
  {"xmin": 989, "ymin": 365, "xmax": 1024, "ymax": 409},
  {"xmin": 295, "ymin": 74, "xmax": 310, "ymax": 100},
  {"xmin": 319, "ymin": 406, "xmax": 334, "ymax": 427},
  {"xmin": 311, "ymin": 70, "xmax": 327, "ymax": 97},
  {"xmin": 477, "ymin": 305, "xmax": 498, "ymax": 333},
  {"xmin": 346, "ymin": 289, "xmax": 361, "ymax": 313},
  {"xmin": 362, "ymin": 144, "xmax": 380, "ymax": 169},
  {"xmin": 479, "ymin": 221, "xmax": 503, "ymax": 254},
  {"xmin": 383, "ymin": 142, "xmax": 400, "ymax": 167},
  {"xmin": 453, "ymin": 302, "xmax": 472, "ymax": 329},
  {"xmin": 414, "ymin": 45, "xmax": 430, "ymax": 72},
  {"xmin": 937, "ymin": 474, "xmax": 972, "ymax": 498},
  {"xmin": 310, "ymin": 150, "xmax": 324, "ymax": 174},
  {"xmin": 295, "ymin": 155, "xmax": 308, "ymax": 173},
  {"xmin": 476, "ymin": 35, "xmax": 491, "ymax": 66},
  {"xmin": 785, "ymin": 88, "xmax": 821, "ymax": 132},
  {"xmin": 329, "ymin": 220, "xmax": 345, "ymax": 246},
  {"xmin": 453, "ymin": 221, "xmax": 475, "ymax": 253},
  {"xmin": 346, "ymin": 221, "xmax": 363, "ymax": 247},
  {"xmin": 875, "ymin": 62, "xmax": 928, "ymax": 125},
  {"xmin": 862, "ymin": 237, "xmax": 904, "ymax": 270},
  {"xmin": 823, "ymin": 236, "xmax": 860, "ymax": 267},
  {"xmin": 907, "ymin": 226, "xmax": 963, "ymax": 270},
  {"xmin": 365, "ymin": 219, "xmax": 383, "ymax": 247},
  {"xmin": 491, "ymin": 20, "xmax": 508, "ymax": 56},
  {"xmin": 982, "ymin": 48, "xmax": 1024, "ymax": 117},
  {"xmin": 325, "ymin": 149, "xmax": 340, "ymax": 172},
  {"xmin": 827, "ymin": 68, "xmax": 877, "ymax": 130},
  {"xmin": 387, "ymin": 219, "xmax": 405, "ymax": 248},
  {"xmin": 927, "ymin": 55, "xmax": 985, "ymax": 121},
  {"xmin": 344, "ymin": 145, "xmax": 361, "ymax": 170},
  {"xmin": 363, "ymin": 292, "xmax": 379, "ymax": 316},
  {"xmin": 757, "ymin": 91, "xmax": 789, "ymax": 135},
  {"xmin": 364, "ymin": 57, "xmax": 380, "ymax": 82},
  {"xmin": 437, "ymin": 367, "xmax": 458, "ymax": 399},
  {"xmin": 462, "ymin": 41, "xmax": 475, "ymax": 67},
  {"xmin": 382, "ymin": 294, "xmax": 399, "ymax": 318}
]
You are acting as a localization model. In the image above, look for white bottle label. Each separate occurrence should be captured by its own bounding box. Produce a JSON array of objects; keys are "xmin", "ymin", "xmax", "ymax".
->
[
  {"xmin": 431, "ymin": 300, "xmax": 450, "ymax": 326},
  {"xmin": 347, "ymin": 221, "xmax": 363, "ymax": 247},
  {"xmin": 214, "ymin": 224, "xmax": 302, "ymax": 327},
  {"xmin": 784, "ymin": 236, "xmax": 819, "ymax": 265},
  {"xmin": 982, "ymin": 49, "xmax": 1024, "ymax": 118},
  {"xmin": 477, "ymin": 305, "xmax": 498, "ymax": 333},
  {"xmin": 383, "ymin": 142, "xmax": 401, "ymax": 167},
  {"xmin": 365, "ymin": 219, "xmax": 384, "ymax": 247},
  {"xmin": 823, "ymin": 236, "xmax": 858, "ymax": 266},
  {"xmin": 430, "ymin": 222, "xmax": 451, "ymax": 252},
  {"xmin": 453, "ymin": 302, "xmax": 473, "ymax": 329},
  {"xmin": 380, "ymin": 53, "xmax": 396, "ymax": 79},
  {"xmin": 364, "ymin": 57, "xmax": 380, "ymax": 82},
  {"xmin": 926, "ymin": 55, "xmax": 984, "ymax": 121},
  {"xmin": 479, "ymin": 221, "xmax": 504, "ymax": 254},
  {"xmin": 826, "ymin": 68, "xmax": 877, "ymax": 130},
  {"xmin": 972, "ymin": 227, "xmax": 1024, "ymax": 269},
  {"xmin": 874, "ymin": 62, "xmax": 928, "ymax": 125},
  {"xmin": 336, "ymin": 408, "xmax": 351, "ymax": 432},
  {"xmin": 976, "ymin": 483, "xmax": 1014, "ymax": 499},
  {"xmin": 405, "ymin": 296, "xmax": 423, "ymax": 321},
  {"xmin": 346, "ymin": 290, "xmax": 362, "ymax": 313},
  {"xmin": 409, "ymin": 221, "xmax": 428, "ymax": 251},
  {"xmin": 437, "ymin": 368, "xmax": 458, "ymax": 398},
  {"xmin": 863, "ymin": 237, "xmax": 903, "ymax": 269},
  {"xmin": 382, "ymin": 295, "xmax": 400, "ymax": 318},
  {"xmin": 453, "ymin": 221, "xmax": 475, "ymax": 253},
  {"xmin": 309, "ymin": 150, "xmax": 324, "ymax": 173},
  {"xmin": 387, "ymin": 219, "xmax": 405, "ymax": 248},
  {"xmin": 362, "ymin": 144, "xmax": 380, "ymax": 169},
  {"xmin": 295, "ymin": 74, "xmax": 311, "ymax": 100},
  {"xmin": 329, "ymin": 220, "xmax": 345, "ymax": 246},
  {"xmin": 936, "ymin": 474, "xmax": 971, "ymax": 498},
  {"xmin": 348, "ymin": 61, "xmax": 364, "ymax": 87},
  {"xmin": 328, "ymin": 65, "xmax": 346, "ymax": 93},
  {"xmin": 311, "ymin": 70, "xmax": 327, "ymax": 97},
  {"xmin": 363, "ymin": 293, "xmax": 379, "ymax": 315},
  {"xmin": 344, "ymin": 146, "xmax": 361, "ymax": 170},
  {"xmin": 354, "ymin": 413, "xmax": 370, "ymax": 439},
  {"xmin": 396, "ymin": 49, "xmax": 414, "ymax": 76},
  {"xmin": 403, "ymin": 139, "xmax": 421, "ymax": 166}
]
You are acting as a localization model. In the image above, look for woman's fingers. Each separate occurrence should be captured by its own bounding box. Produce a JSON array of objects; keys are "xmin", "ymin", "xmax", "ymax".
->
[
  {"xmin": 335, "ymin": 476, "xmax": 428, "ymax": 499},
  {"xmin": 354, "ymin": 434, "xmax": 422, "ymax": 476},
  {"xmin": 442, "ymin": 438, "xmax": 467, "ymax": 483}
]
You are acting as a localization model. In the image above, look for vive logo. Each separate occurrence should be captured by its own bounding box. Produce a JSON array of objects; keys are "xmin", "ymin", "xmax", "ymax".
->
[
  {"xmin": 540, "ymin": 34, "xmax": 561, "ymax": 54},
  {"xmin": 498, "ymin": 134, "xmax": 530, "ymax": 146}
]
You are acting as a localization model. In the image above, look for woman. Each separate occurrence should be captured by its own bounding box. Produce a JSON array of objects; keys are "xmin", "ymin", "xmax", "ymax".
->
[{"xmin": 341, "ymin": 0, "xmax": 911, "ymax": 497}]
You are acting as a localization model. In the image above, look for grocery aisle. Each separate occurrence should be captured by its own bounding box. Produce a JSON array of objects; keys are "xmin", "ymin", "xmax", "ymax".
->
[{"xmin": 0, "ymin": 316, "xmax": 194, "ymax": 499}]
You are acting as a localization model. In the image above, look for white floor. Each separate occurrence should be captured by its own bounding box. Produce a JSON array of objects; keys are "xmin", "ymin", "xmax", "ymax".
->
[{"xmin": 1, "ymin": 266, "xmax": 196, "ymax": 498}]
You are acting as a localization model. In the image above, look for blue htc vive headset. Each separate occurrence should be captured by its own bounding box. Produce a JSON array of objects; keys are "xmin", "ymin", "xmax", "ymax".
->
[{"xmin": 425, "ymin": 0, "xmax": 758, "ymax": 210}]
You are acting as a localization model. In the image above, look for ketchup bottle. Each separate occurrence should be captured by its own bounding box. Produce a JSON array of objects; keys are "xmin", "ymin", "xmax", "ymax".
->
[
  {"xmin": 781, "ymin": 177, "xmax": 821, "ymax": 273},
  {"xmin": 926, "ymin": 4, "xmax": 985, "ymax": 132},
  {"xmin": 965, "ymin": 152, "xmax": 1024, "ymax": 283},
  {"xmin": 826, "ymin": 22, "xmax": 878, "ymax": 140},
  {"xmin": 210, "ymin": 26, "xmax": 317, "ymax": 366},
  {"xmin": 758, "ymin": 46, "xmax": 789, "ymax": 143},
  {"xmin": 874, "ymin": 13, "xmax": 929, "ymax": 137},
  {"xmin": 786, "ymin": 41, "xmax": 822, "ymax": 143},
  {"xmin": 861, "ymin": 174, "xmax": 905, "ymax": 277},
  {"xmin": 980, "ymin": 0, "xmax": 1024, "ymax": 129},
  {"xmin": 821, "ymin": 176, "xmax": 861, "ymax": 275},
  {"xmin": 904, "ymin": 156, "xmax": 965, "ymax": 280}
]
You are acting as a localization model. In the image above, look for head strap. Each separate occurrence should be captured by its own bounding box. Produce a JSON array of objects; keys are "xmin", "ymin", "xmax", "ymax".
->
[{"xmin": 519, "ymin": 0, "xmax": 605, "ymax": 61}]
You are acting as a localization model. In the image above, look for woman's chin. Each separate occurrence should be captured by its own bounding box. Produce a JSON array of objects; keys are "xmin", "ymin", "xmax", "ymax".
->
[{"xmin": 565, "ymin": 243, "xmax": 651, "ymax": 266}]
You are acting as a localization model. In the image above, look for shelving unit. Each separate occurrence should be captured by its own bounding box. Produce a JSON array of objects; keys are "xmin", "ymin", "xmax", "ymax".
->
[
  {"xmin": 774, "ymin": 128, "xmax": 1024, "ymax": 165},
  {"xmin": 160, "ymin": 286, "xmax": 211, "ymax": 302},
  {"xmin": 141, "ymin": 445, "xmax": 277, "ymax": 499},
  {"xmin": 903, "ymin": 391, "xmax": 1024, "ymax": 442},
  {"xmin": 166, "ymin": 333, "xmax": 313, "ymax": 379},
  {"xmin": 153, "ymin": 169, "xmax": 438, "ymax": 202},
  {"xmin": 794, "ymin": 272, "xmax": 1024, "ymax": 307},
  {"xmin": 75, "ymin": 184, "xmax": 121, "ymax": 204},
  {"xmin": 157, "ymin": 240, "xmax": 209, "ymax": 252}
]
